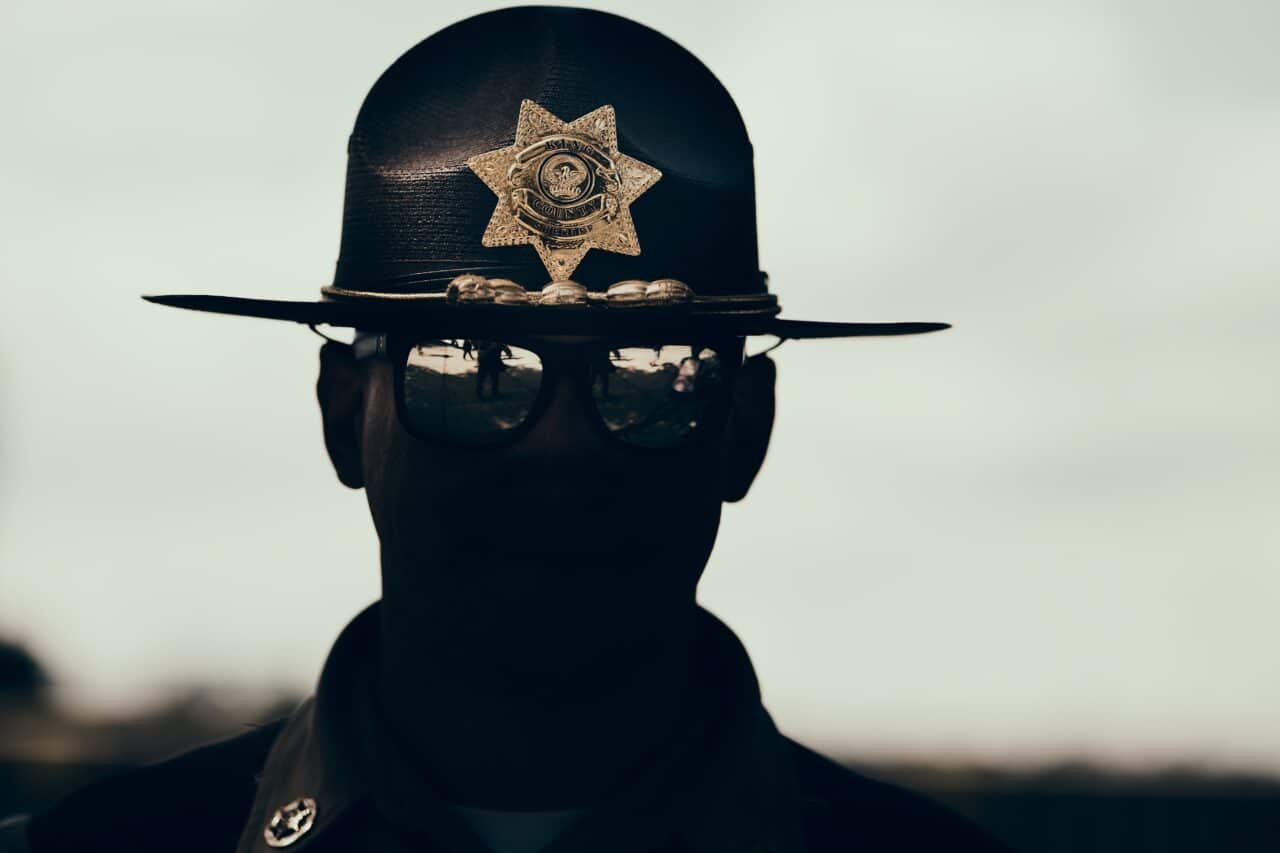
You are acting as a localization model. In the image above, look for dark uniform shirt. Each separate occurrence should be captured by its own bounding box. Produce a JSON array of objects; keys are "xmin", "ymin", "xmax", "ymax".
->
[{"xmin": 5, "ymin": 604, "xmax": 1007, "ymax": 852}]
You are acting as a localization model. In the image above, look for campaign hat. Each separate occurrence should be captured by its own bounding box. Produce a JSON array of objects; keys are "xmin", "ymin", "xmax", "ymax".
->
[{"xmin": 147, "ymin": 6, "xmax": 948, "ymax": 341}]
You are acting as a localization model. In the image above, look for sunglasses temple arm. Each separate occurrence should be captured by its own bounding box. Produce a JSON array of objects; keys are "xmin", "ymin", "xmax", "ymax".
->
[{"xmin": 748, "ymin": 336, "xmax": 789, "ymax": 359}]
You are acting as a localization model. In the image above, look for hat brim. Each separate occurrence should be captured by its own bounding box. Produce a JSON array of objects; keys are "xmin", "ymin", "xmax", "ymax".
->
[{"xmin": 142, "ymin": 293, "xmax": 950, "ymax": 340}]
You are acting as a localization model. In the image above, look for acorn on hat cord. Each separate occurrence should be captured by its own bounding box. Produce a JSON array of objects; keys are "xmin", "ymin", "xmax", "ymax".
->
[
  {"xmin": 539, "ymin": 281, "xmax": 589, "ymax": 305},
  {"xmin": 446, "ymin": 273, "xmax": 490, "ymax": 303},
  {"xmin": 646, "ymin": 279, "xmax": 693, "ymax": 303},
  {"xmin": 489, "ymin": 278, "xmax": 529, "ymax": 304},
  {"xmin": 605, "ymin": 280, "xmax": 650, "ymax": 302}
]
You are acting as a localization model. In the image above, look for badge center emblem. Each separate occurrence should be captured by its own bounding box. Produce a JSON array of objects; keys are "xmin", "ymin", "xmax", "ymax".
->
[
  {"xmin": 538, "ymin": 152, "xmax": 592, "ymax": 202},
  {"xmin": 468, "ymin": 100, "xmax": 662, "ymax": 280}
]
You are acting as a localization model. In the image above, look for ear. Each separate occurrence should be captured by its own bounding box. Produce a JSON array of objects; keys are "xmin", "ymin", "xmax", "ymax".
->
[
  {"xmin": 316, "ymin": 341, "xmax": 366, "ymax": 489},
  {"xmin": 719, "ymin": 353, "xmax": 776, "ymax": 502}
]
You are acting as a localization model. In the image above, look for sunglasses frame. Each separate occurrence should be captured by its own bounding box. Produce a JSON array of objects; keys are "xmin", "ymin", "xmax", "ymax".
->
[{"xmin": 352, "ymin": 331, "xmax": 745, "ymax": 452}]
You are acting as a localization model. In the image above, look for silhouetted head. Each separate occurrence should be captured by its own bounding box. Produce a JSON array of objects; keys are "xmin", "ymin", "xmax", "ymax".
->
[{"xmin": 316, "ymin": 336, "xmax": 775, "ymax": 678}]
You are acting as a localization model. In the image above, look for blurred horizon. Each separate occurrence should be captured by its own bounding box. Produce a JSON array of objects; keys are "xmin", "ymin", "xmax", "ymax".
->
[{"xmin": 2, "ymin": 0, "xmax": 1278, "ymax": 779}]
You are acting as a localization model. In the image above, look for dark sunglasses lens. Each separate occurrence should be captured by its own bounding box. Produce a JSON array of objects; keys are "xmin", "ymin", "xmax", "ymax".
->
[
  {"xmin": 401, "ymin": 340, "xmax": 541, "ymax": 445},
  {"xmin": 590, "ymin": 345, "xmax": 725, "ymax": 448}
]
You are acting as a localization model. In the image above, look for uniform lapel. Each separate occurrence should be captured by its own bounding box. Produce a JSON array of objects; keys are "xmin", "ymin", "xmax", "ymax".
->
[{"xmin": 235, "ymin": 604, "xmax": 806, "ymax": 853}]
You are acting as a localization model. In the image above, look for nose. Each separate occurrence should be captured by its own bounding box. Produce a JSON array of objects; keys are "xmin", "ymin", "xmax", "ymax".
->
[{"xmin": 512, "ymin": 374, "xmax": 605, "ymax": 454}]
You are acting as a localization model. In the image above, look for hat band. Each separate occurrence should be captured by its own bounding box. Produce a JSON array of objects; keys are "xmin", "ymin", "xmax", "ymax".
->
[
  {"xmin": 321, "ymin": 285, "xmax": 779, "ymax": 317},
  {"xmin": 330, "ymin": 259, "xmax": 770, "ymax": 297}
]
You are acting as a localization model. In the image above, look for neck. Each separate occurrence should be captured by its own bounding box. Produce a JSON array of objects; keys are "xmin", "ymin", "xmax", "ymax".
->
[{"xmin": 375, "ymin": 554, "xmax": 700, "ymax": 810}]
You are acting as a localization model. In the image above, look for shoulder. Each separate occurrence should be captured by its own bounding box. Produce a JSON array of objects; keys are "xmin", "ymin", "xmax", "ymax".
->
[
  {"xmin": 18, "ymin": 719, "xmax": 285, "ymax": 853},
  {"xmin": 785, "ymin": 737, "xmax": 1009, "ymax": 852}
]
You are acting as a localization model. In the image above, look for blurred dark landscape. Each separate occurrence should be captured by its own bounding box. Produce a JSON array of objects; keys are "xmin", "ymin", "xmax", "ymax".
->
[{"xmin": 2, "ymin": 639, "xmax": 1277, "ymax": 852}]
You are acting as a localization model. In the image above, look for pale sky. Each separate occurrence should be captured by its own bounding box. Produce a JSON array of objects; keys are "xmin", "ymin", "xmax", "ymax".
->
[{"xmin": 1, "ymin": 0, "xmax": 1278, "ymax": 773}]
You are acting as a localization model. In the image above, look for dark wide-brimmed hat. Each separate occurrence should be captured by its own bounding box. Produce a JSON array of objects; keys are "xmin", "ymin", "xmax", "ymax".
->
[{"xmin": 147, "ymin": 6, "xmax": 948, "ymax": 341}]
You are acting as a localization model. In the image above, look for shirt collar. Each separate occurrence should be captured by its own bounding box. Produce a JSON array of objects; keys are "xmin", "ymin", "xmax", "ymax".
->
[{"xmin": 237, "ymin": 602, "xmax": 805, "ymax": 853}]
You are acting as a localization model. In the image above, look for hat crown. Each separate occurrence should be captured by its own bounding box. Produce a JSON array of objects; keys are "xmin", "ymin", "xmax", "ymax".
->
[{"xmin": 335, "ymin": 6, "xmax": 763, "ymax": 296}]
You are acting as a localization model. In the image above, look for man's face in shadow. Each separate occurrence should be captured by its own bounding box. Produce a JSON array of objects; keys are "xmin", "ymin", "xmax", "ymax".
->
[{"xmin": 316, "ymin": 337, "xmax": 776, "ymax": 679}]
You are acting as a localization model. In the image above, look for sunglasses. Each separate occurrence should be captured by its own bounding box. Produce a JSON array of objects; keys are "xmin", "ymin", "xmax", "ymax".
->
[{"xmin": 351, "ymin": 332, "xmax": 743, "ymax": 450}]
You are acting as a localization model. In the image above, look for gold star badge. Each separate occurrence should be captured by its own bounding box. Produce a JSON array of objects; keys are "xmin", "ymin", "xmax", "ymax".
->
[{"xmin": 467, "ymin": 100, "xmax": 662, "ymax": 281}]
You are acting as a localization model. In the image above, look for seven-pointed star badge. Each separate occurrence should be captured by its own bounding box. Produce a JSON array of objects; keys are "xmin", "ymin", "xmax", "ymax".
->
[{"xmin": 467, "ymin": 99, "xmax": 662, "ymax": 281}]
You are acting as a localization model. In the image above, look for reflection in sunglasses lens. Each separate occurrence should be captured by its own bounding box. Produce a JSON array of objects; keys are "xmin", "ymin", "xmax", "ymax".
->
[
  {"xmin": 401, "ymin": 340, "xmax": 541, "ymax": 445},
  {"xmin": 591, "ymin": 345, "xmax": 722, "ymax": 448}
]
